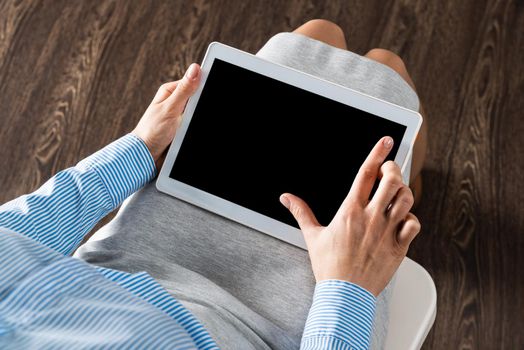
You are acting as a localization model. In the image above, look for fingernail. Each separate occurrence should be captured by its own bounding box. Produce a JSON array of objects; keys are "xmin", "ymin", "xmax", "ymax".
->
[
  {"xmin": 383, "ymin": 136, "xmax": 393, "ymax": 149},
  {"xmin": 279, "ymin": 195, "xmax": 290, "ymax": 209},
  {"xmin": 185, "ymin": 63, "xmax": 199, "ymax": 80}
]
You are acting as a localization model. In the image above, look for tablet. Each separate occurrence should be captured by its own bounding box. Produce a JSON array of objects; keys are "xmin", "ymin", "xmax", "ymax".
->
[{"xmin": 156, "ymin": 42, "xmax": 422, "ymax": 250}]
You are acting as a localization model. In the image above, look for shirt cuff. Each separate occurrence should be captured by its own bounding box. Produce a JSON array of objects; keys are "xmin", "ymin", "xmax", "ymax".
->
[
  {"xmin": 77, "ymin": 134, "xmax": 157, "ymax": 208},
  {"xmin": 301, "ymin": 280, "xmax": 376, "ymax": 350}
]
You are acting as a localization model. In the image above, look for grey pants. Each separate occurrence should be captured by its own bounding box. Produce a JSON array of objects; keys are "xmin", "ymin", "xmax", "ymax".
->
[{"xmin": 76, "ymin": 32, "xmax": 419, "ymax": 349}]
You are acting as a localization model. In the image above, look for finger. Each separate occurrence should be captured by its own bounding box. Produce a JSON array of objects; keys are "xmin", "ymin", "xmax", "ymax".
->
[
  {"xmin": 370, "ymin": 161, "xmax": 403, "ymax": 212},
  {"xmin": 165, "ymin": 63, "xmax": 201, "ymax": 115},
  {"xmin": 387, "ymin": 186, "xmax": 414, "ymax": 223},
  {"xmin": 152, "ymin": 81, "xmax": 180, "ymax": 104},
  {"xmin": 280, "ymin": 193, "xmax": 320, "ymax": 232},
  {"xmin": 340, "ymin": 136, "xmax": 394, "ymax": 209},
  {"xmin": 397, "ymin": 213, "xmax": 421, "ymax": 247}
]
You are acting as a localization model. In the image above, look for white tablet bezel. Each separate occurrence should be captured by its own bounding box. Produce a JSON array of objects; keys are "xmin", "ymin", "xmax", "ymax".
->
[{"xmin": 156, "ymin": 42, "xmax": 422, "ymax": 250}]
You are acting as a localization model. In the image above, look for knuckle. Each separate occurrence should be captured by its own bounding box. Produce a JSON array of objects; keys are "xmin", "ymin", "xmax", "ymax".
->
[
  {"xmin": 360, "ymin": 166, "xmax": 375, "ymax": 182},
  {"xmin": 383, "ymin": 173, "xmax": 402, "ymax": 189},
  {"xmin": 179, "ymin": 79, "xmax": 198, "ymax": 95},
  {"xmin": 291, "ymin": 203, "xmax": 303, "ymax": 219},
  {"xmin": 177, "ymin": 79, "xmax": 190, "ymax": 92},
  {"xmin": 380, "ymin": 160, "xmax": 392, "ymax": 169},
  {"xmin": 338, "ymin": 205, "xmax": 361, "ymax": 222},
  {"xmin": 346, "ymin": 205, "xmax": 361, "ymax": 220},
  {"xmin": 406, "ymin": 216, "xmax": 421, "ymax": 235},
  {"xmin": 159, "ymin": 82, "xmax": 174, "ymax": 94},
  {"xmin": 399, "ymin": 188, "xmax": 414, "ymax": 208},
  {"xmin": 382, "ymin": 160, "xmax": 400, "ymax": 173},
  {"xmin": 400, "ymin": 196, "xmax": 414, "ymax": 210}
]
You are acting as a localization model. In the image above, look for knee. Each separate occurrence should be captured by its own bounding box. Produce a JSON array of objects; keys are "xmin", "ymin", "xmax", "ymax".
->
[
  {"xmin": 365, "ymin": 48, "xmax": 416, "ymax": 89},
  {"xmin": 302, "ymin": 19, "xmax": 345, "ymax": 38},
  {"xmin": 294, "ymin": 19, "xmax": 347, "ymax": 49},
  {"xmin": 365, "ymin": 48, "xmax": 408, "ymax": 77}
]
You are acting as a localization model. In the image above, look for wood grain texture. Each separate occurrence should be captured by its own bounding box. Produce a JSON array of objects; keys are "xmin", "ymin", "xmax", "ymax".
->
[{"xmin": 0, "ymin": 0, "xmax": 523, "ymax": 348}]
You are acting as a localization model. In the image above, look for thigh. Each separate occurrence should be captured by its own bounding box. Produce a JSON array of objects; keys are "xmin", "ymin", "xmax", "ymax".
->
[{"xmin": 77, "ymin": 182, "xmax": 316, "ymax": 345}]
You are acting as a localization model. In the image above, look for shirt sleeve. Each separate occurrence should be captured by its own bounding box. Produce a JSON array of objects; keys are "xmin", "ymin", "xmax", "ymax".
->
[
  {"xmin": 300, "ymin": 280, "xmax": 377, "ymax": 350},
  {"xmin": 0, "ymin": 134, "xmax": 156, "ymax": 256}
]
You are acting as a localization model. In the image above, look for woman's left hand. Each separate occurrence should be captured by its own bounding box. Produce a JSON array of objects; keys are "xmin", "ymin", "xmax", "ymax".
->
[{"xmin": 132, "ymin": 63, "xmax": 201, "ymax": 169}]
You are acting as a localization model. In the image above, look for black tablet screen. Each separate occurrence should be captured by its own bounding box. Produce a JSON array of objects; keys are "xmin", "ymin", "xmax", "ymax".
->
[{"xmin": 169, "ymin": 58, "xmax": 406, "ymax": 227}]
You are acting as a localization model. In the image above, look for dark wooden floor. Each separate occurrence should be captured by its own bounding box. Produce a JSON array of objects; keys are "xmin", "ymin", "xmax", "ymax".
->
[{"xmin": 1, "ymin": 0, "xmax": 523, "ymax": 348}]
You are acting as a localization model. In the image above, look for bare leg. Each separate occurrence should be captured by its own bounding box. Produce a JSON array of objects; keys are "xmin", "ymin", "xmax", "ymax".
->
[
  {"xmin": 293, "ymin": 19, "xmax": 348, "ymax": 50},
  {"xmin": 293, "ymin": 20, "xmax": 427, "ymax": 203}
]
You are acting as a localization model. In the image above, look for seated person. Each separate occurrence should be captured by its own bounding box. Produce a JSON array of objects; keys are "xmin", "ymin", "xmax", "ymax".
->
[{"xmin": 0, "ymin": 19, "xmax": 424, "ymax": 350}]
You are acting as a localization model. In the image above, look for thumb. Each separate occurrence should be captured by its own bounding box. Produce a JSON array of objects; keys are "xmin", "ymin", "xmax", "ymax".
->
[
  {"xmin": 280, "ymin": 193, "xmax": 320, "ymax": 232},
  {"xmin": 166, "ymin": 63, "xmax": 201, "ymax": 114}
]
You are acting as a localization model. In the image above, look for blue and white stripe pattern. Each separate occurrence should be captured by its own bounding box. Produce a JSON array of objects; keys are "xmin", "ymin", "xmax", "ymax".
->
[
  {"xmin": 0, "ymin": 134, "xmax": 376, "ymax": 349},
  {"xmin": 302, "ymin": 280, "xmax": 376, "ymax": 349}
]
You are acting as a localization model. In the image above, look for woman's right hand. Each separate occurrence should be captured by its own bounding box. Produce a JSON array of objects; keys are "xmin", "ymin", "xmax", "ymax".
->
[{"xmin": 279, "ymin": 136, "xmax": 420, "ymax": 296}]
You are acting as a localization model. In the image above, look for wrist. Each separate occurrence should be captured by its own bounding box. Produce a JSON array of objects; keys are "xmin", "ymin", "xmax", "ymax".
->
[{"xmin": 130, "ymin": 131, "xmax": 162, "ymax": 166}]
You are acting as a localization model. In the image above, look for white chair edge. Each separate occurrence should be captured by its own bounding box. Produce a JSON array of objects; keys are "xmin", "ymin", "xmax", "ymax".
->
[{"xmin": 384, "ymin": 257, "xmax": 437, "ymax": 350}]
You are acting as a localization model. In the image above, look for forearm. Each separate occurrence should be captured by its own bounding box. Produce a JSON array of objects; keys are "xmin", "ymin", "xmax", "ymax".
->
[
  {"xmin": 0, "ymin": 134, "xmax": 156, "ymax": 255},
  {"xmin": 301, "ymin": 280, "xmax": 376, "ymax": 350}
]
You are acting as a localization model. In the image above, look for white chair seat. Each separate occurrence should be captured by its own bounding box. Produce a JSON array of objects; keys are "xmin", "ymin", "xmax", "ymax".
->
[{"xmin": 384, "ymin": 257, "xmax": 437, "ymax": 349}]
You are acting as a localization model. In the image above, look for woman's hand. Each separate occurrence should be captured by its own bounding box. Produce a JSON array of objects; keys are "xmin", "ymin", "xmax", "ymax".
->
[
  {"xmin": 280, "ymin": 136, "xmax": 421, "ymax": 296},
  {"xmin": 132, "ymin": 63, "xmax": 201, "ymax": 169}
]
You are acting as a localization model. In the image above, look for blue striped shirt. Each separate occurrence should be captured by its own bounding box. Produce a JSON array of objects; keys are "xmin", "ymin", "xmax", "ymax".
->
[{"xmin": 0, "ymin": 134, "xmax": 376, "ymax": 349}]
